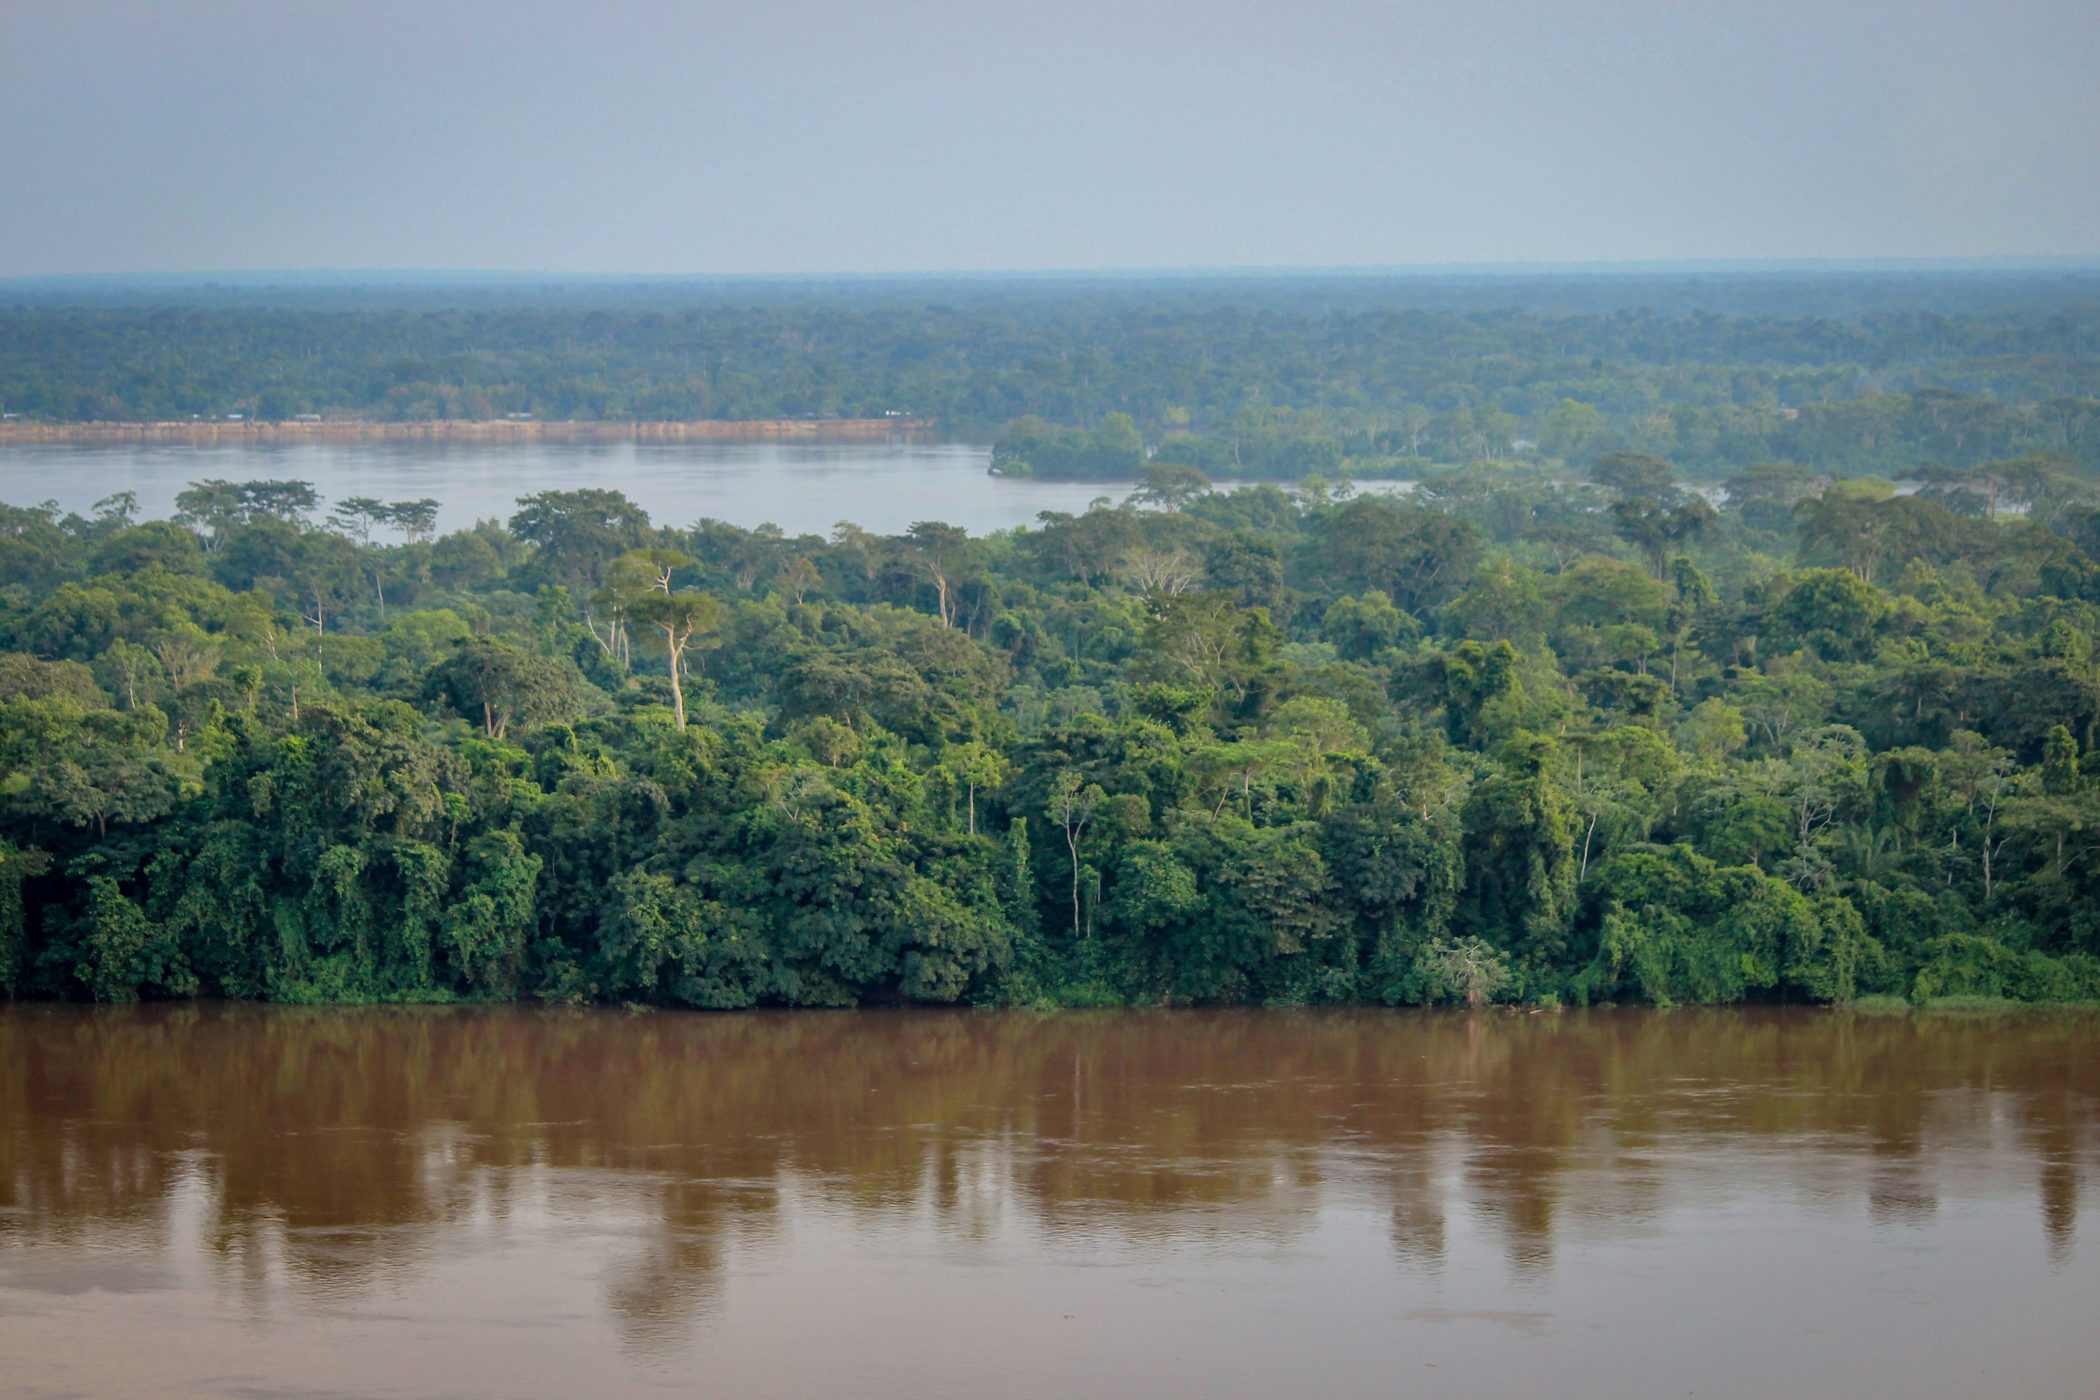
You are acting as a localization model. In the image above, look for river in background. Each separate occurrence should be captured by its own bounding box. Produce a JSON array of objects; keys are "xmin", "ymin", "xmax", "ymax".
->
[
  {"xmin": 0, "ymin": 1004, "xmax": 2094, "ymax": 1399},
  {"xmin": 0, "ymin": 440, "xmax": 1133, "ymax": 537}
]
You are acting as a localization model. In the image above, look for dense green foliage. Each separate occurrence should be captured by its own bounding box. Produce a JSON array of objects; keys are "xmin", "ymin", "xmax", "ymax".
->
[
  {"xmin": 6, "ymin": 434, "xmax": 2100, "ymax": 1009},
  {"xmin": 4, "ymin": 286, "xmax": 2098, "ymax": 480}
]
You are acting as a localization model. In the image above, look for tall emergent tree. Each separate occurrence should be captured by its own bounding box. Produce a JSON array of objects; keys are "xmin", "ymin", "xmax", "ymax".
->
[{"xmin": 607, "ymin": 549, "xmax": 724, "ymax": 729}]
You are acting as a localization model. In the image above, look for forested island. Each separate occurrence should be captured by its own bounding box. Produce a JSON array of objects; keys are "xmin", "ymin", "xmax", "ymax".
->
[
  {"xmin": 3, "ymin": 434, "xmax": 2099, "ymax": 1007},
  {"xmin": 4, "ymin": 276, "xmax": 2098, "ymax": 482}
]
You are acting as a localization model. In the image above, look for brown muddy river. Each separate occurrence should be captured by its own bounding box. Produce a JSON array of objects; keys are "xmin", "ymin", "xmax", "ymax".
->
[{"xmin": 1, "ymin": 1005, "xmax": 2094, "ymax": 1398}]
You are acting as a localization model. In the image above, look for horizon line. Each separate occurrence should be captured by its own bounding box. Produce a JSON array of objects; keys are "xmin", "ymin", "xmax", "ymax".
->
[{"xmin": 8, "ymin": 255, "xmax": 2100, "ymax": 288}]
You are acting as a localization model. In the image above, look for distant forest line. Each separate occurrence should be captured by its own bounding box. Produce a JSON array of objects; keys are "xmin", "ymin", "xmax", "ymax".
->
[{"xmin": 2, "ymin": 276, "xmax": 2097, "ymax": 480}]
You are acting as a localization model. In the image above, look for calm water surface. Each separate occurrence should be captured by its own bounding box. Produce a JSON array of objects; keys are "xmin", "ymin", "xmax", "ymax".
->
[
  {"xmin": 0, "ymin": 440, "xmax": 1129, "ymax": 536},
  {"xmin": 1, "ymin": 1005, "xmax": 2094, "ymax": 1399}
]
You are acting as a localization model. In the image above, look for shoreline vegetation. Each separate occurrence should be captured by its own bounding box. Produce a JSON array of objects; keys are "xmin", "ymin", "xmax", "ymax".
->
[
  {"xmin": 3, "ymin": 453, "xmax": 2100, "ymax": 1011},
  {"xmin": 0, "ymin": 418, "xmax": 936, "ymax": 443}
]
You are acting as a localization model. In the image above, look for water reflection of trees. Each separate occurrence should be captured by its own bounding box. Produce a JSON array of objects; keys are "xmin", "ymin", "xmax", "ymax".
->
[{"xmin": 0, "ymin": 1005, "xmax": 2093, "ymax": 1328}]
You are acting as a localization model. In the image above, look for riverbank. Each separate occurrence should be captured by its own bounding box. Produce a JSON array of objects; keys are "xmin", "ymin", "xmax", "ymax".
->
[{"xmin": 0, "ymin": 417, "xmax": 937, "ymax": 444}]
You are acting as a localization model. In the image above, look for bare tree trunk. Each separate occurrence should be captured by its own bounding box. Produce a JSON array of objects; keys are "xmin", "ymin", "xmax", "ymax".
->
[
  {"xmin": 665, "ymin": 632, "xmax": 687, "ymax": 730},
  {"xmin": 1066, "ymin": 829, "xmax": 1082, "ymax": 939}
]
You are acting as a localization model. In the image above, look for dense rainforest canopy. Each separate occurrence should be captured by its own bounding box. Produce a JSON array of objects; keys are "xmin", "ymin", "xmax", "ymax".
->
[
  {"xmin": 4, "ymin": 277, "xmax": 2098, "ymax": 480},
  {"xmin": 4, "ymin": 435, "xmax": 2100, "ymax": 1008}
]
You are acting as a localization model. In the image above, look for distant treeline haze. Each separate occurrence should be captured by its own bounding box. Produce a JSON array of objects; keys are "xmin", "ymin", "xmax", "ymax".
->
[{"xmin": 2, "ymin": 296, "xmax": 2097, "ymax": 479}]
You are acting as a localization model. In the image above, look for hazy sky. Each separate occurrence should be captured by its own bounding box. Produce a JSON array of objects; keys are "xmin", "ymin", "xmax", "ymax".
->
[{"xmin": 3, "ymin": 0, "xmax": 2095, "ymax": 275}]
